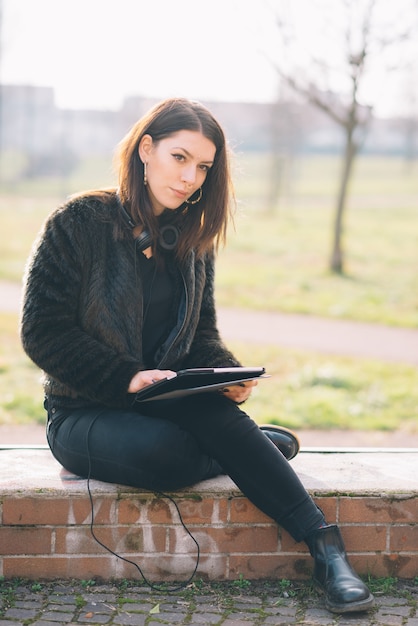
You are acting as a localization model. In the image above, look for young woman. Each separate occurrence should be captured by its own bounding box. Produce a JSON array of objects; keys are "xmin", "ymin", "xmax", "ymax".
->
[{"xmin": 20, "ymin": 97, "xmax": 374, "ymax": 614}]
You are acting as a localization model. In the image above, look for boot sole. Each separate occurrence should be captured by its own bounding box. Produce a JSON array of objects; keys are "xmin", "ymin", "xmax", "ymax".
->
[{"xmin": 314, "ymin": 583, "xmax": 376, "ymax": 614}]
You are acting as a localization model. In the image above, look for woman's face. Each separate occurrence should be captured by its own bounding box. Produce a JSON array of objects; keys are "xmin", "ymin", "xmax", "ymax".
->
[{"xmin": 139, "ymin": 130, "xmax": 216, "ymax": 216}]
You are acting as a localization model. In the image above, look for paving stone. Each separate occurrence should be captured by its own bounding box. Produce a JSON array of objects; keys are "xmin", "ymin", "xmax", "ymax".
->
[
  {"xmin": 48, "ymin": 597, "xmax": 78, "ymax": 605},
  {"xmin": 77, "ymin": 612, "xmax": 112, "ymax": 624},
  {"xmin": 232, "ymin": 599, "xmax": 263, "ymax": 608},
  {"xmin": 373, "ymin": 616, "xmax": 404, "ymax": 625},
  {"xmin": 39, "ymin": 611, "xmax": 75, "ymax": 622},
  {"xmin": 113, "ymin": 613, "xmax": 147, "ymax": 625},
  {"xmin": 339, "ymin": 615, "xmax": 373, "ymax": 626},
  {"xmin": 154, "ymin": 610, "xmax": 185, "ymax": 622},
  {"xmin": 14, "ymin": 600, "xmax": 43, "ymax": 609},
  {"xmin": 264, "ymin": 616, "xmax": 299, "ymax": 625},
  {"xmin": 119, "ymin": 601, "xmax": 155, "ymax": 612},
  {"xmin": 301, "ymin": 607, "xmax": 336, "ymax": 625},
  {"xmin": 263, "ymin": 606, "xmax": 298, "ymax": 619},
  {"xmin": 189, "ymin": 613, "xmax": 221, "ymax": 624},
  {"xmin": 3, "ymin": 607, "xmax": 38, "ymax": 620},
  {"xmin": 0, "ymin": 579, "xmax": 417, "ymax": 625},
  {"xmin": 221, "ymin": 618, "xmax": 257, "ymax": 625},
  {"xmin": 31, "ymin": 622, "xmax": 69, "ymax": 626}
]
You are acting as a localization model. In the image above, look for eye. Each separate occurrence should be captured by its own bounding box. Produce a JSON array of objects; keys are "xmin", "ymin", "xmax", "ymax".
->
[
  {"xmin": 199, "ymin": 164, "xmax": 211, "ymax": 172},
  {"xmin": 172, "ymin": 153, "xmax": 185, "ymax": 162}
]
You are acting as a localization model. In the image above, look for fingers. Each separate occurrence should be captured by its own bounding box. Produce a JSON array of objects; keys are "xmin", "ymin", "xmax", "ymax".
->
[
  {"xmin": 221, "ymin": 379, "xmax": 257, "ymax": 403},
  {"xmin": 128, "ymin": 369, "xmax": 176, "ymax": 393},
  {"xmin": 149, "ymin": 369, "xmax": 177, "ymax": 383}
]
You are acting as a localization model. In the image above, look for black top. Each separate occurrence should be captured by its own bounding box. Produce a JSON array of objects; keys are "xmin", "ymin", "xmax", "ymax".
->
[{"xmin": 139, "ymin": 253, "xmax": 175, "ymax": 367}]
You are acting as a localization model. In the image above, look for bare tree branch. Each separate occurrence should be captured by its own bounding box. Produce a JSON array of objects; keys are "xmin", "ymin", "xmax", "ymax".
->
[{"xmin": 263, "ymin": 0, "xmax": 416, "ymax": 273}]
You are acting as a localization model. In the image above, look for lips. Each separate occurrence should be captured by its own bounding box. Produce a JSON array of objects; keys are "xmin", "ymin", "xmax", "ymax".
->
[{"xmin": 171, "ymin": 188, "xmax": 189, "ymax": 200}]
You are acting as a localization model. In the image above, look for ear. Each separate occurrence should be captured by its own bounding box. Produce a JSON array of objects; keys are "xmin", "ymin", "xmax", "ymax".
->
[{"xmin": 138, "ymin": 134, "xmax": 153, "ymax": 163}]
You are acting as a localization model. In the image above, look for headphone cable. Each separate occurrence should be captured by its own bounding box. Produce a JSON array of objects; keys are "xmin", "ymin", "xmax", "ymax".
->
[{"xmin": 85, "ymin": 415, "xmax": 200, "ymax": 592}]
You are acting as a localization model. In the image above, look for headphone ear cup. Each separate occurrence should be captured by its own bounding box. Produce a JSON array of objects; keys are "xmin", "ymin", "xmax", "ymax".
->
[
  {"xmin": 159, "ymin": 225, "xmax": 179, "ymax": 250},
  {"xmin": 135, "ymin": 225, "xmax": 179, "ymax": 252},
  {"xmin": 134, "ymin": 229, "xmax": 153, "ymax": 252}
]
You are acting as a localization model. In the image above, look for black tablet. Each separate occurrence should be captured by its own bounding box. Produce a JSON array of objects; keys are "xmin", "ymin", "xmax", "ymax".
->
[{"xmin": 134, "ymin": 366, "xmax": 267, "ymax": 402}]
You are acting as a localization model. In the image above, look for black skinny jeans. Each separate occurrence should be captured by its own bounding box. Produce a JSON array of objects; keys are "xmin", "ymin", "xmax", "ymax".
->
[{"xmin": 46, "ymin": 392, "xmax": 324, "ymax": 542}]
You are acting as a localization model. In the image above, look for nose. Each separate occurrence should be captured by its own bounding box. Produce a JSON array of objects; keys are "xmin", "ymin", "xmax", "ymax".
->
[{"xmin": 181, "ymin": 165, "xmax": 196, "ymax": 186}]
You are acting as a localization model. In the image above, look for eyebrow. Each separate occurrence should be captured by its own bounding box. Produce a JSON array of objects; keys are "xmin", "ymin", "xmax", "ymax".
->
[{"xmin": 172, "ymin": 146, "xmax": 214, "ymax": 165}]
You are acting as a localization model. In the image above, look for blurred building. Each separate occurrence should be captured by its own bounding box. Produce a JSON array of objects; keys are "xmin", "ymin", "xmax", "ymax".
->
[{"xmin": 0, "ymin": 84, "xmax": 413, "ymax": 170}]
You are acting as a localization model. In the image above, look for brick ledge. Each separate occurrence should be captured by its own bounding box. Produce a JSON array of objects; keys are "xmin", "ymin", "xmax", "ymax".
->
[{"xmin": 1, "ymin": 449, "xmax": 417, "ymax": 581}]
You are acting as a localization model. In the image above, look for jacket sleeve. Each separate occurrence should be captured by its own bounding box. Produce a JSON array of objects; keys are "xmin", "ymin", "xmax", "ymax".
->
[
  {"xmin": 20, "ymin": 203, "xmax": 142, "ymax": 406},
  {"xmin": 181, "ymin": 253, "xmax": 242, "ymax": 369}
]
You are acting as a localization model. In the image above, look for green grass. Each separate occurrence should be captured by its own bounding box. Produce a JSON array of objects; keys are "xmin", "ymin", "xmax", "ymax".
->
[
  {"xmin": 216, "ymin": 154, "xmax": 418, "ymax": 327},
  {"xmin": 0, "ymin": 196, "xmax": 54, "ymax": 281},
  {"xmin": 216, "ymin": 205, "xmax": 418, "ymax": 326},
  {"xmin": 0, "ymin": 153, "xmax": 417, "ymax": 429},
  {"xmin": 1, "ymin": 312, "xmax": 417, "ymax": 431},
  {"xmin": 0, "ymin": 313, "xmax": 45, "ymax": 425},
  {"xmin": 0, "ymin": 153, "xmax": 113, "ymax": 282},
  {"xmin": 228, "ymin": 340, "xmax": 418, "ymax": 432},
  {"xmin": 2, "ymin": 154, "xmax": 416, "ymax": 325}
]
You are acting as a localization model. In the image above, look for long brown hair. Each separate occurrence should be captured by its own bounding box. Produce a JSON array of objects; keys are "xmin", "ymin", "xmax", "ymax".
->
[{"xmin": 115, "ymin": 98, "xmax": 235, "ymax": 261}]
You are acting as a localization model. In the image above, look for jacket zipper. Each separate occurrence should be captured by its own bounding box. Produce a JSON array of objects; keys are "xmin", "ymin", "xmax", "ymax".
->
[{"xmin": 156, "ymin": 268, "xmax": 188, "ymax": 368}]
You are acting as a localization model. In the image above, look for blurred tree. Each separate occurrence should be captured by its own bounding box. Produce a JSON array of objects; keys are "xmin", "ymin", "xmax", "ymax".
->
[
  {"xmin": 265, "ymin": 0, "xmax": 417, "ymax": 273},
  {"xmin": 265, "ymin": 83, "xmax": 303, "ymax": 214}
]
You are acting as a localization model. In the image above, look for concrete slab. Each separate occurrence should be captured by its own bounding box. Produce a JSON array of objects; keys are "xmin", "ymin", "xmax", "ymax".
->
[{"xmin": 1, "ymin": 448, "xmax": 416, "ymax": 496}]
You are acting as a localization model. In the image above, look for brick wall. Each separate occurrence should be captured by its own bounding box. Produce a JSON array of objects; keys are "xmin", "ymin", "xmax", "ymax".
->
[
  {"xmin": 1, "ymin": 490, "xmax": 417, "ymax": 581},
  {"xmin": 0, "ymin": 449, "xmax": 417, "ymax": 582}
]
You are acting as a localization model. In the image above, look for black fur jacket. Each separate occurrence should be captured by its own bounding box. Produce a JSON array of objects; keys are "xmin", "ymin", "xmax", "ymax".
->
[{"xmin": 20, "ymin": 192, "xmax": 240, "ymax": 408}]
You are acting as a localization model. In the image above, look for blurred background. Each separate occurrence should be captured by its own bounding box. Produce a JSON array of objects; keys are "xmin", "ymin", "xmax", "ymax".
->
[{"xmin": 0, "ymin": 0, "xmax": 417, "ymax": 444}]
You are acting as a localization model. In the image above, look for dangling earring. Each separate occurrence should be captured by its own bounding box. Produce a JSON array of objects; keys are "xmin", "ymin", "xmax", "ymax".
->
[
  {"xmin": 143, "ymin": 162, "xmax": 148, "ymax": 186},
  {"xmin": 185, "ymin": 187, "xmax": 202, "ymax": 205}
]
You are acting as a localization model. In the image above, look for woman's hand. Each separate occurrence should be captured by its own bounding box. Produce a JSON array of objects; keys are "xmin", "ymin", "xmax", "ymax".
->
[
  {"xmin": 128, "ymin": 369, "xmax": 177, "ymax": 393},
  {"xmin": 221, "ymin": 379, "xmax": 258, "ymax": 403}
]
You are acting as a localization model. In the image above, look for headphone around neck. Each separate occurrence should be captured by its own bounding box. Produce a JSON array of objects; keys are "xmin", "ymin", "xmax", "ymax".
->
[{"xmin": 116, "ymin": 193, "xmax": 179, "ymax": 252}]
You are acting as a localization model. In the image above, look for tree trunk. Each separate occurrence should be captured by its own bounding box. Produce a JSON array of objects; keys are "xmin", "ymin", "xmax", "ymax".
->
[
  {"xmin": 330, "ymin": 126, "xmax": 357, "ymax": 274},
  {"xmin": 266, "ymin": 152, "xmax": 284, "ymax": 214}
]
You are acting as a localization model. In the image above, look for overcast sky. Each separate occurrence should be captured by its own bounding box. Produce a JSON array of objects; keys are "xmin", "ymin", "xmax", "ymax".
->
[
  {"xmin": 1, "ymin": 0, "xmax": 416, "ymax": 117},
  {"xmin": 1, "ymin": 0, "xmax": 279, "ymax": 109}
]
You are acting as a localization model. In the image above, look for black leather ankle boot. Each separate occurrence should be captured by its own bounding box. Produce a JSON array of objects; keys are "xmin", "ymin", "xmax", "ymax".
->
[
  {"xmin": 306, "ymin": 525, "xmax": 375, "ymax": 614},
  {"xmin": 259, "ymin": 425, "xmax": 300, "ymax": 460}
]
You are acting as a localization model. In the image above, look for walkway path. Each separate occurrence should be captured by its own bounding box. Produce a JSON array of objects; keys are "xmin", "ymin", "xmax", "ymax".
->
[
  {"xmin": 218, "ymin": 307, "xmax": 418, "ymax": 365},
  {"xmin": 2, "ymin": 280, "xmax": 418, "ymax": 364}
]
